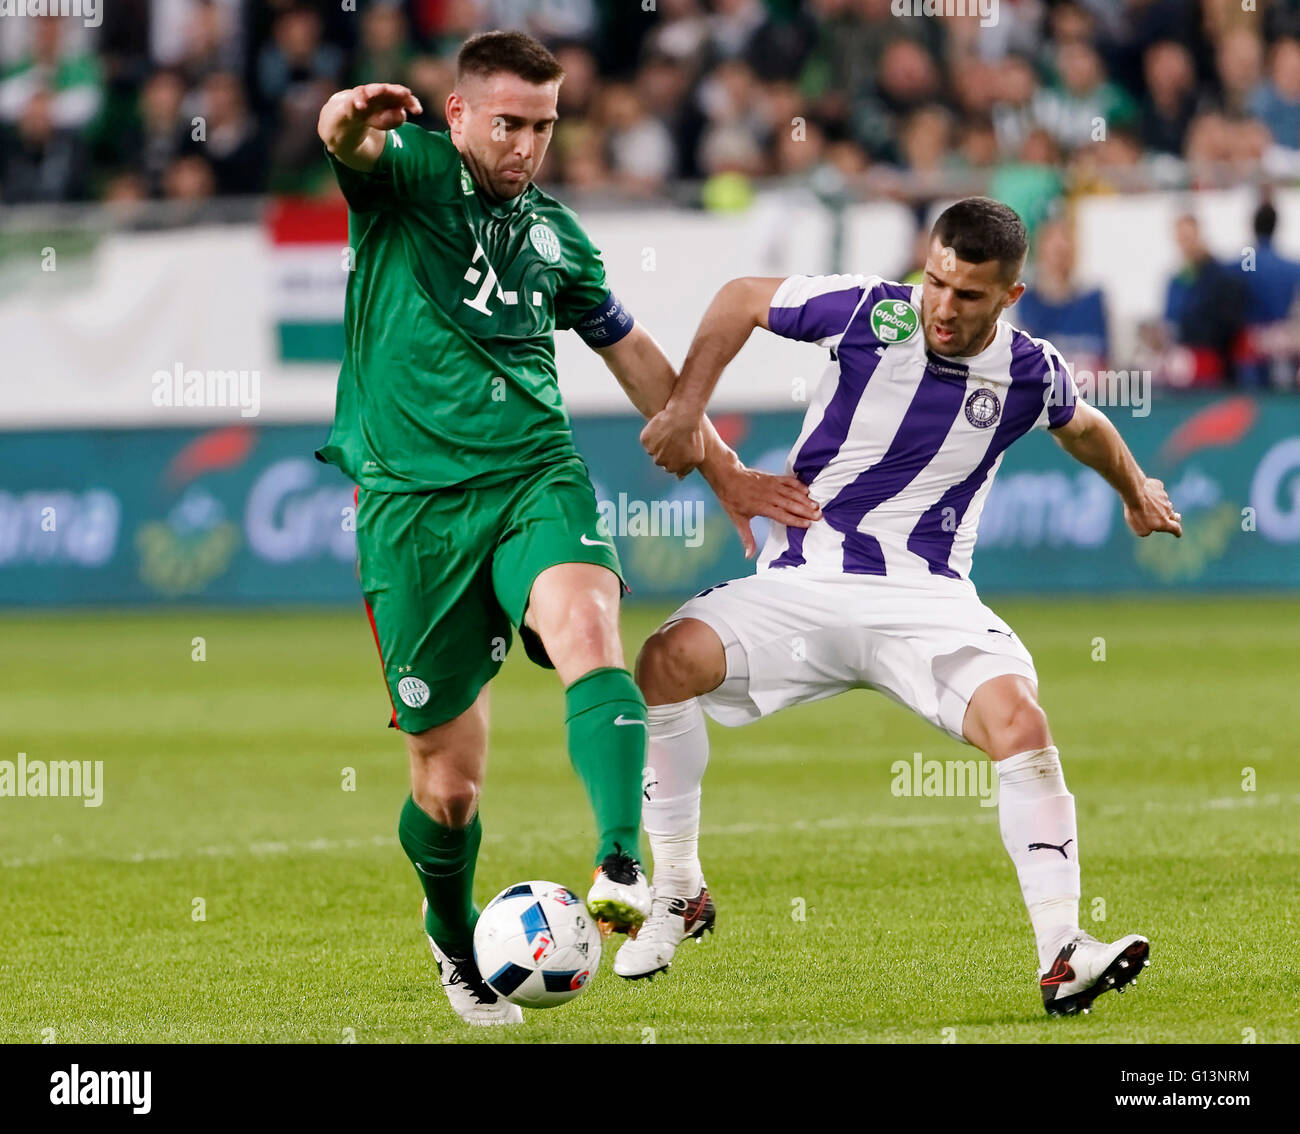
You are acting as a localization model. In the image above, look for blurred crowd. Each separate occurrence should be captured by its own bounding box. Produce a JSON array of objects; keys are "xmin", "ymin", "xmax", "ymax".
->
[
  {"xmin": 11, "ymin": 0, "xmax": 1300, "ymax": 209},
  {"xmin": 988, "ymin": 199, "xmax": 1300, "ymax": 389},
  {"xmin": 5, "ymin": 0, "xmax": 1300, "ymax": 386}
]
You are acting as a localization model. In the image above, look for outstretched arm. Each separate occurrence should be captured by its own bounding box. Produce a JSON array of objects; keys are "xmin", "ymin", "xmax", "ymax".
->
[
  {"xmin": 318, "ymin": 83, "xmax": 423, "ymax": 171},
  {"xmin": 1051, "ymin": 400, "xmax": 1182, "ymax": 538},
  {"xmin": 639, "ymin": 277, "xmax": 786, "ymax": 476},
  {"xmin": 595, "ymin": 323, "xmax": 820, "ymax": 557}
]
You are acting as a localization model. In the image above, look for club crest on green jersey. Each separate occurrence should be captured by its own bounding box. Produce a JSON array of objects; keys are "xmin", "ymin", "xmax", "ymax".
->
[
  {"xmin": 529, "ymin": 223, "xmax": 561, "ymax": 263},
  {"xmin": 870, "ymin": 298, "xmax": 919, "ymax": 344},
  {"xmin": 459, "ymin": 166, "xmax": 474, "ymax": 195}
]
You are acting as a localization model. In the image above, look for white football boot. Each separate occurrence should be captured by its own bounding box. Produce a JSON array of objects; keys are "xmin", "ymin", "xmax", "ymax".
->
[
  {"xmin": 586, "ymin": 845, "xmax": 653, "ymax": 937},
  {"xmin": 614, "ymin": 883, "xmax": 716, "ymax": 979},
  {"xmin": 421, "ymin": 900, "xmax": 523, "ymax": 1026},
  {"xmin": 1039, "ymin": 929, "xmax": 1150, "ymax": 1016}
]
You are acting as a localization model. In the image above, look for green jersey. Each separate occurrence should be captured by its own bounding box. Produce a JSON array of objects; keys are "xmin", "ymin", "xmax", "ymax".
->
[{"xmin": 315, "ymin": 124, "xmax": 622, "ymax": 491}]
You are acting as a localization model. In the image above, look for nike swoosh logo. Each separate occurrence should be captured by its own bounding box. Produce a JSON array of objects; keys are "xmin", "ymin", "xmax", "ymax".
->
[
  {"xmin": 614, "ymin": 715, "xmax": 646, "ymax": 727},
  {"xmin": 580, "ymin": 534, "xmax": 611, "ymax": 547},
  {"xmin": 1040, "ymin": 958, "xmax": 1076, "ymax": 987}
]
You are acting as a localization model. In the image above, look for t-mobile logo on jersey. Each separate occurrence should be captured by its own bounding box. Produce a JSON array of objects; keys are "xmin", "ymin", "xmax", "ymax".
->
[{"xmin": 596, "ymin": 493, "xmax": 704, "ymax": 548}]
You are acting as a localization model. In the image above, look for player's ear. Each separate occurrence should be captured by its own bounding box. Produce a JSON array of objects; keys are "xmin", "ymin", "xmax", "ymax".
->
[
  {"xmin": 446, "ymin": 89, "xmax": 465, "ymax": 131},
  {"xmin": 1004, "ymin": 281, "xmax": 1026, "ymax": 308}
]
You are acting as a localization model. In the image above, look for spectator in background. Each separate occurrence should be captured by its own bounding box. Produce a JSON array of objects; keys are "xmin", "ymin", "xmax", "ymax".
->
[
  {"xmin": 0, "ymin": 15, "xmax": 103, "ymax": 130},
  {"xmin": 1015, "ymin": 216, "xmax": 1110, "ymax": 374},
  {"xmin": 123, "ymin": 69, "xmax": 192, "ymax": 198},
  {"xmin": 643, "ymin": 0, "xmax": 712, "ymax": 77},
  {"xmin": 1215, "ymin": 28, "xmax": 1264, "ymax": 117},
  {"xmin": 255, "ymin": 6, "xmax": 344, "ymax": 113},
  {"xmin": 260, "ymin": 7, "xmax": 344, "ymax": 193},
  {"xmin": 990, "ymin": 128, "xmax": 1065, "ymax": 236},
  {"xmin": 875, "ymin": 38, "xmax": 944, "ymax": 121},
  {"xmin": 897, "ymin": 105, "xmax": 954, "ymax": 189},
  {"xmin": 956, "ymin": 116, "xmax": 1000, "ymax": 171},
  {"xmin": 425, "ymin": 0, "xmax": 490, "ymax": 60},
  {"xmin": 600, "ymin": 82, "xmax": 677, "ymax": 193},
  {"xmin": 174, "ymin": 0, "xmax": 241, "ymax": 88},
  {"xmin": 772, "ymin": 113, "xmax": 827, "ymax": 176},
  {"xmin": 557, "ymin": 122, "xmax": 610, "ymax": 191},
  {"xmin": 991, "ymin": 54, "xmax": 1041, "ymax": 157},
  {"xmin": 707, "ymin": 0, "xmax": 817, "ymax": 83},
  {"xmin": 1141, "ymin": 41, "xmax": 1199, "ymax": 155},
  {"xmin": 1163, "ymin": 213, "xmax": 1247, "ymax": 385},
  {"xmin": 485, "ymin": 0, "xmax": 598, "ymax": 49},
  {"xmin": 0, "ymin": 88, "xmax": 89, "ymax": 203},
  {"xmin": 1035, "ymin": 39, "xmax": 1138, "ymax": 152},
  {"xmin": 707, "ymin": 0, "xmax": 770, "ymax": 63},
  {"xmin": 556, "ymin": 43, "xmax": 600, "ymax": 119},
  {"xmin": 949, "ymin": 57, "xmax": 999, "ymax": 119},
  {"xmin": 352, "ymin": 2, "xmax": 414, "ymax": 88},
  {"xmin": 635, "ymin": 52, "xmax": 700, "ymax": 180},
  {"xmin": 163, "ymin": 153, "xmax": 216, "ymax": 201},
  {"xmin": 697, "ymin": 59, "xmax": 770, "ymax": 175},
  {"xmin": 193, "ymin": 71, "xmax": 265, "ymax": 196},
  {"xmin": 1248, "ymin": 36, "xmax": 1300, "ymax": 149},
  {"xmin": 1235, "ymin": 200, "xmax": 1300, "ymax": 388}
]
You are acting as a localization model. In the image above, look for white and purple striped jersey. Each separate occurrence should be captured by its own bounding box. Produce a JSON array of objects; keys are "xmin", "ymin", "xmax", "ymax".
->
[{"xmin": 758, "ymin": 274, "xmax": 1079, "ymax": 585}]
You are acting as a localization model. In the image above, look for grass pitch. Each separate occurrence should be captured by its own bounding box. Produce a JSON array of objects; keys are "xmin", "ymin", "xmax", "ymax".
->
[{"xmin": 0, "ymin": 597, "xmax": 1296, "ymax": 1044}]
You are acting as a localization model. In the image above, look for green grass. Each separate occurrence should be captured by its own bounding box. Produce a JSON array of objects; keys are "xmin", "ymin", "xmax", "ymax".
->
[{"xmin": 0, "ymin": 598, "xmax": 1297, "ymax": 1044}]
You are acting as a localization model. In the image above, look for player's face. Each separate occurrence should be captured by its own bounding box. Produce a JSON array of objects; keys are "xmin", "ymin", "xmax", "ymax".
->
[
  {"xmin": 446, "ymin": 73, "xmax": 560, "ymax": 200},
  {"xmin": 921, "ymin": 236, "xmax": 1025, "ymax": 357}
]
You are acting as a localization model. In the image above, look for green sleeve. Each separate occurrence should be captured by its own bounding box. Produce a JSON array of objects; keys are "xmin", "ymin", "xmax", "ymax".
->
[
  {"xmin": 553, "ymin": 216, "xmax": 613, "ymax": 330},
  {"xmin": 326, "ymin": 124, "xmax": 457, "ymax": 212}
]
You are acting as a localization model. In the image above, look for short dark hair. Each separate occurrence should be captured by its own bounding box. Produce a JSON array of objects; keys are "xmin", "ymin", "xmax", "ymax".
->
[
  {"xmin": 1254, "ymin": 201, "xmax": 1278, "ymax": 240},
  {"xmin": 457, "ymin": 31, "xmax": 565, "ymax": 86},
  {"xmin": 930, "ymin": 197, "xmax": 1028, "ymax": 282}
]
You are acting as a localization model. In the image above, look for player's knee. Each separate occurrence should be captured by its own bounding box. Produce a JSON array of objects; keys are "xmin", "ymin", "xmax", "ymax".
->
[
  {"xmin": 997, "ymin": 692, "xmax": 1051, "ymax": 757},
  {"xmin": 410, "ymin": 779, "xmax": 480, "ymax": 829},
  {"xmin": 635, "ymin": 621, "xmax": 723, "ymax": 705},
  {"xmin": 538, "ymin": 589, "xmax": 620, "ymax": 665}
]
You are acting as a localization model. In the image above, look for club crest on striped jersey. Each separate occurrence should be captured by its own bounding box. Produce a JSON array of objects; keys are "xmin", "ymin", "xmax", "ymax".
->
[
  {"xmin": 869, "ymin": 298, "xmax": 919, "ymax": 344},
  {"xmin": 529, "ymin": 223, "xmax": 561, "ymax": 263},
  {"xmin": 964, "ymin": 386, "xmax": 1001, "ymax": 428}
]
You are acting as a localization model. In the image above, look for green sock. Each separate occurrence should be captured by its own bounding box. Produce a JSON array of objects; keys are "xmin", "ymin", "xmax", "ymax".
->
[
  {"xmin": 397, "ymin": 796, "xmax": 481, "ymax": 957},
  {"xmin": 565, "ymin": 666, "xmax": 646, "ymax": 865}
]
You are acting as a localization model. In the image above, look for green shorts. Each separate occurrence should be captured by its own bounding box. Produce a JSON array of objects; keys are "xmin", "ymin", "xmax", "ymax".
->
[{"xmin": 355, "ymin": 456, "xmax": 623, "ymax": 732}]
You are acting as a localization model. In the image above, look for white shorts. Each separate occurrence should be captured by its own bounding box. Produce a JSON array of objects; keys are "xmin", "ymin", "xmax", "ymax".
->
[{"xmin": 666, "ymin": 571, "xmax": 1038, "ymax": 743}]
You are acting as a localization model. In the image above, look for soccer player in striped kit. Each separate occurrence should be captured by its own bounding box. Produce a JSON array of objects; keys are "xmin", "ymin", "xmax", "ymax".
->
[{"xmin": 622, "ymin": 198, "xmax": 1183, "ymax": 1016}]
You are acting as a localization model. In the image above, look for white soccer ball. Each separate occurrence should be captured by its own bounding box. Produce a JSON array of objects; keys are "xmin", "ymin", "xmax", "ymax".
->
[{"xmin": 473, "ymin": 880, "xmax": 602, "ymax": 1008}]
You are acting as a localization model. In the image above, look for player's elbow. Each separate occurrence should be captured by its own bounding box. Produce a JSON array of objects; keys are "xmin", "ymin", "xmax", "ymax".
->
[{"xmin": 710, "ymin": 278, "xmax": 763, "ymax": 326}]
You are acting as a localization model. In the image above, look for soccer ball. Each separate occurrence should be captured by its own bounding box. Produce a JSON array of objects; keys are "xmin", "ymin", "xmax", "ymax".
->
[{"xmin": 473, "ymin": 880, "xmax": 602, "ymax": 1008}]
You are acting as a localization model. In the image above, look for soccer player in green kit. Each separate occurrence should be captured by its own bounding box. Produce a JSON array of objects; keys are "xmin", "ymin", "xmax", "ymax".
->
[{"xmin": 316, "ymin": 31, "xmax": 819, "ymax": 1025}]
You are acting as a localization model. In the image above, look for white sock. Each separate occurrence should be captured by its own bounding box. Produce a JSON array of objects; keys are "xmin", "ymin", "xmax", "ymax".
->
[
  {"xmin": 643, "ymin": 699, "xmax": 710, "ymax": 897},
  {"xmin": 993, "ymin": 746, "xmax": 1081, "ymax": 970}
]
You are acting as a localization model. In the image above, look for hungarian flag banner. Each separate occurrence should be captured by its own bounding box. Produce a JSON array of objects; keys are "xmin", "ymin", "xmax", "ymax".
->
[{"xmin": 266, "ymin": 198, "xmax": 349, "ymax": 362}]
